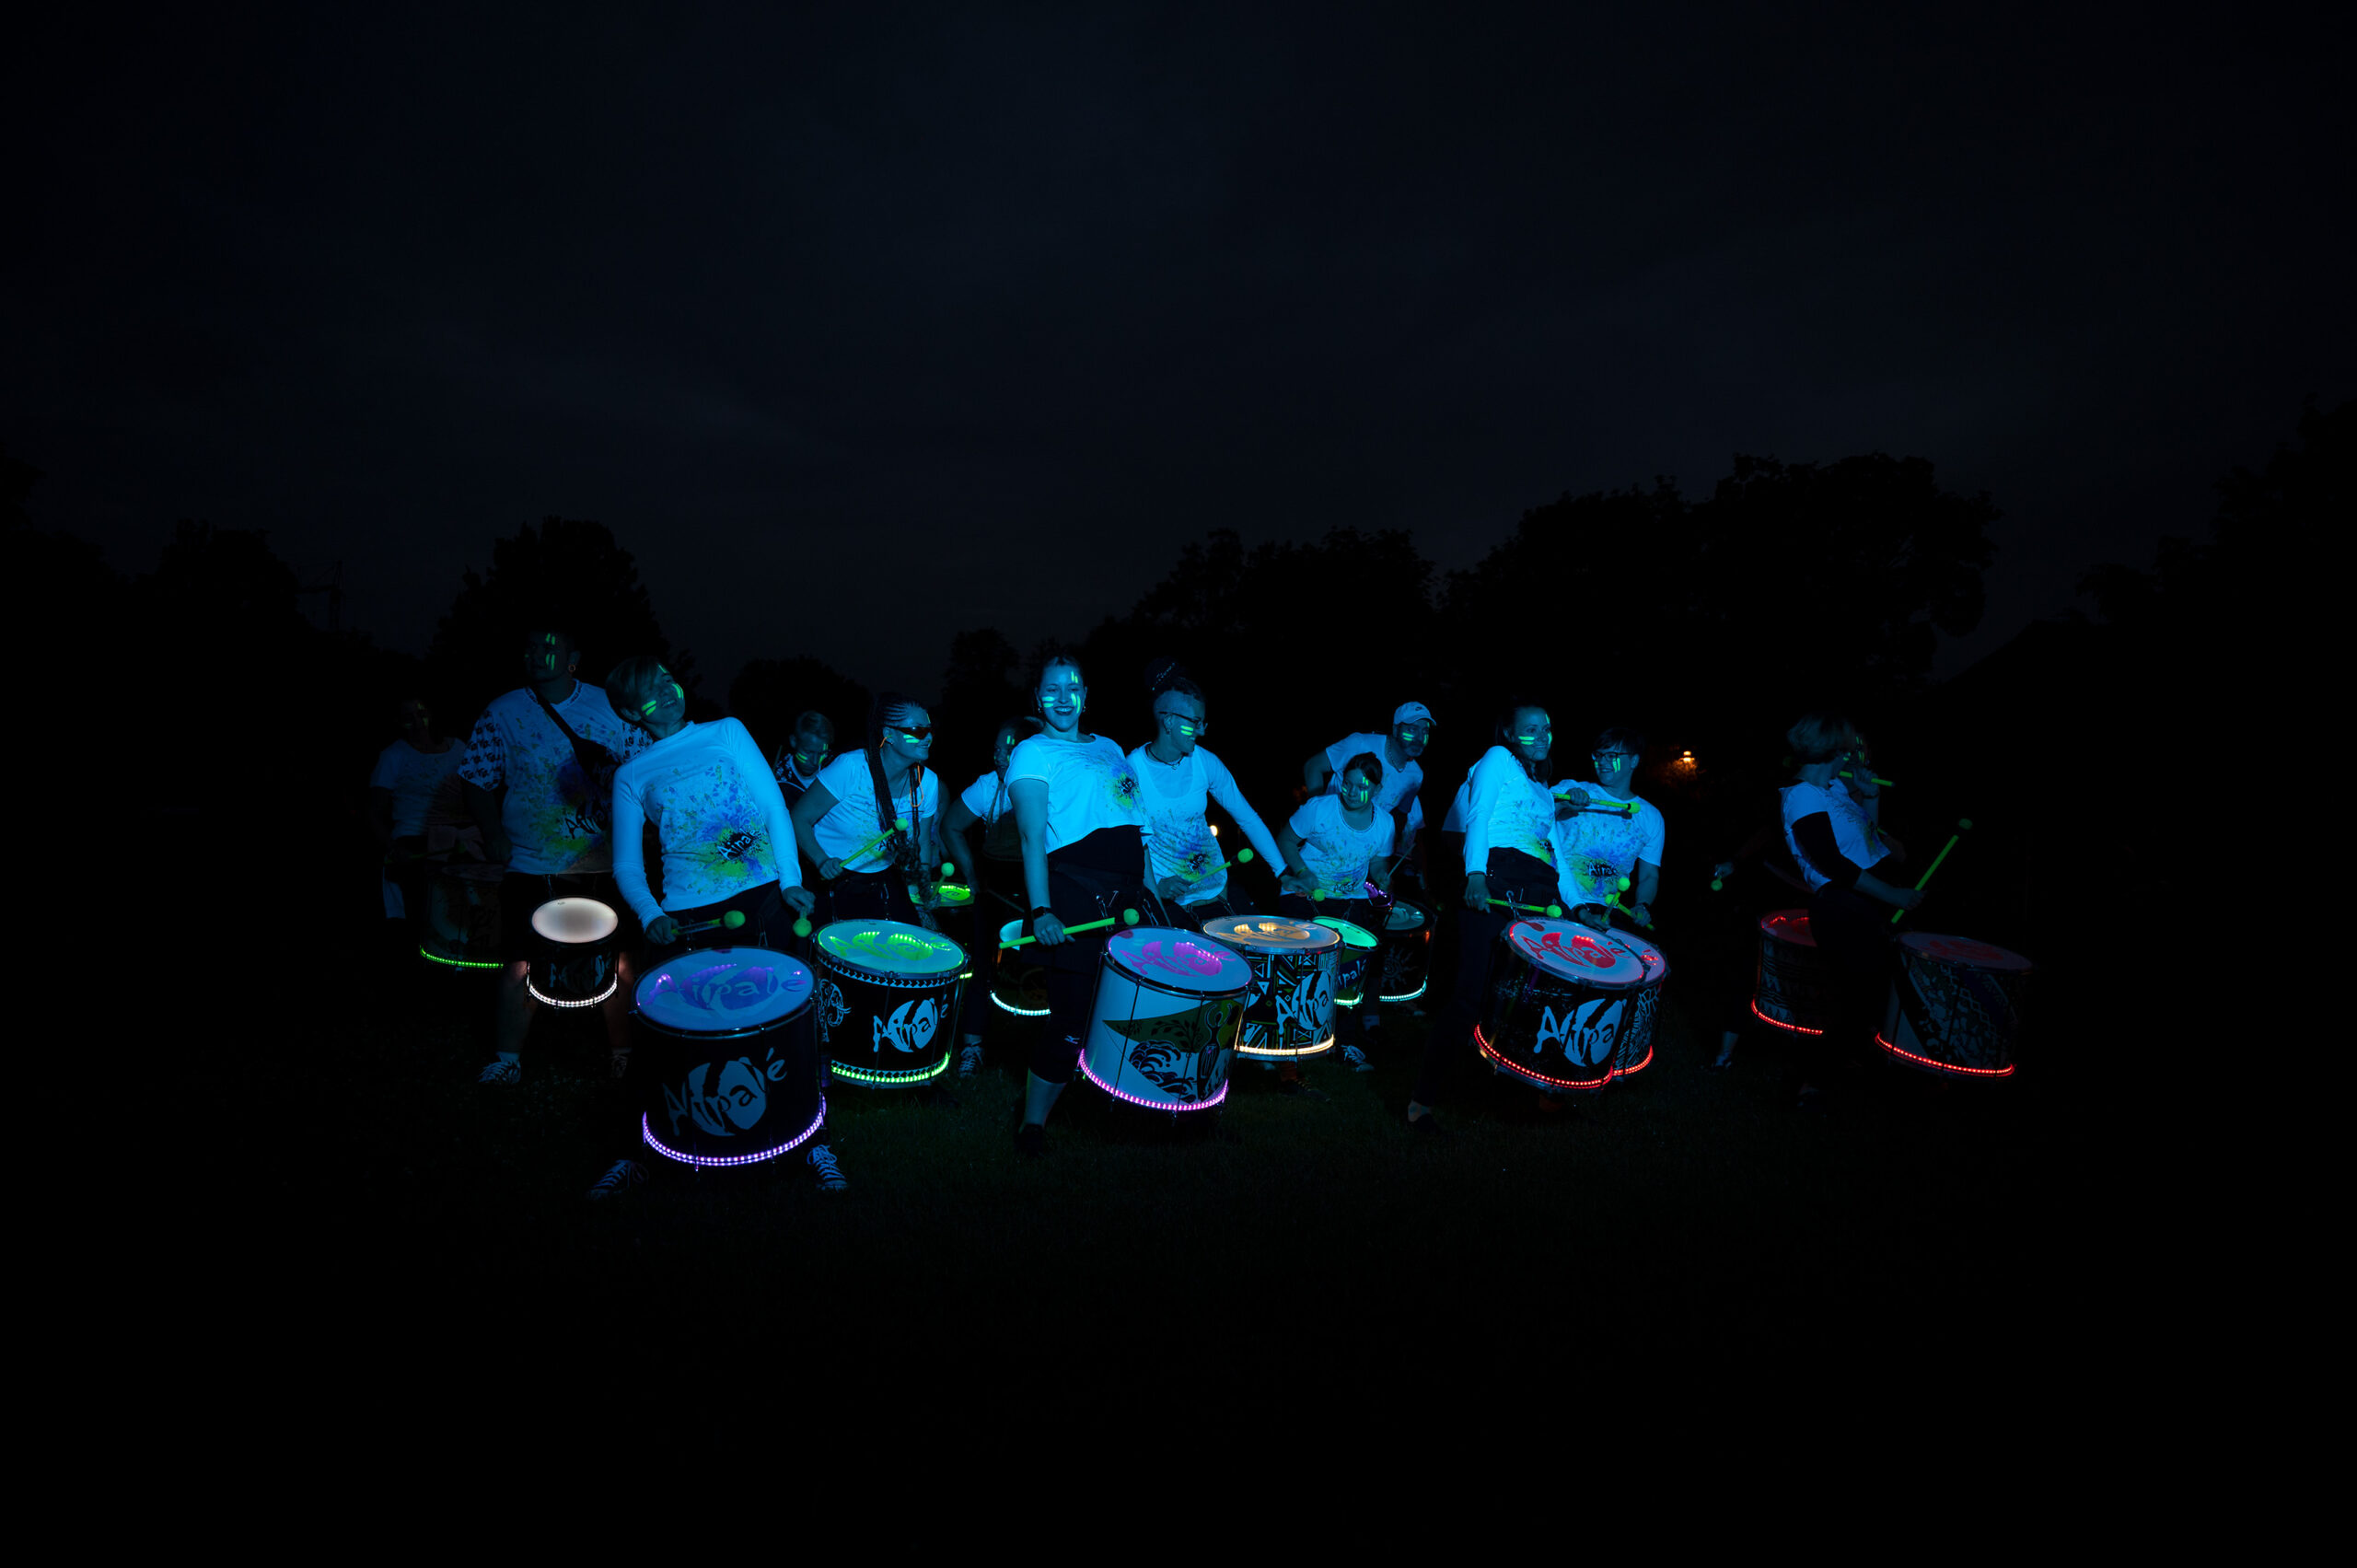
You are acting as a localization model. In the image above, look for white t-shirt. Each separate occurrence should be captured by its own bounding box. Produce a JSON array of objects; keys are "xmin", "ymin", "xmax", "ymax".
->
[
  {"xmin": 1128, "ymin": 745, "xmax": 1284, "ymax": 902},
  {"xmin": 1319, "ymin": 733, "xmax": 1425, "ymax": 831},
  {"xmin": 958, "ymin": 771, "xmax": 1014, "ymax": 826},
  {"xmin": 809, "ymin": 750, "xmax": 943, "ymax": 873},
  {"xmin": 1004, "ymin": 735, "xmax": 1146, "ymax": 854},
  {"xmin": 1287, "ymin": 794, "xmax": 1397, "ymax": 902},
  {"xmin": 1462, "ymin": 746, "xmax": 1556, "ymax": 871},
  {"xmin": 370, "ymin": 739, "xmax": 468, "ymax": 840},
  {"xmin": 457, "ymin": 682, "xmax": 650, "ymax": 875},
  {"xmin": 1781, "ymin": 779, "xmax": 1887, "ymax": 892},
  {"xmin": 1442, "ymin": 773, "xmax": 1470, "ymax": 834},
  {"xmin": 610, "ymin": 719, "xmax": 801, "ymax": 926},
  {"xmin": 1550, "ymin": 787, "xmax": 1666, "ymax": 907}
]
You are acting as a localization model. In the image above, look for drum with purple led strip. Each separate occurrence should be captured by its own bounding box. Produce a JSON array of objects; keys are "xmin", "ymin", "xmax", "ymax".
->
[
  {"xmin": 634, "ymin": 947, "xmax": 824, "ymax": 1168},
  {"xmin": 1080, "ymin": 927, "xmax": 1253, "ymax": 1111},
  {"xmin": 1878, "ymin": 932, "xmax": 2030, "ymax": 1080},
  {"xmin": 1753, "ymin": 910, "xmax": 1837, "ymax": 1038}
]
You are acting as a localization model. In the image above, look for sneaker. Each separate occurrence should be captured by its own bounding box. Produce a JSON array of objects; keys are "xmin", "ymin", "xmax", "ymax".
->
[
  {"xmin": 1278, "ymin": 1077, "xmax": 1330, "ymax": 1102},
  {"xmin": 477, "ymin": 1058, "xmax": 520, "ymax": 1086},
  {"xmin": 586, "ymin": 1159, "xmax": 647, "ymax": 1201},
  {"xmin": 807, "ymin": 1143, "xmax": 849, "ymax": 1191},
  {"xmin": 1015, "ymin": 1123, "xmax": 1050, "ymax": 1159},
  {"xmin": 958, "ymin": 1044, "xmax": 984, "ymax": 1077},
  {"xmin": 1341, "ymin": 1043, "xmax": 1375, "ymax": 1073},
  {"xmin": 610, "ymin": 1049, "xmax": 632, "ymax": 1081}
]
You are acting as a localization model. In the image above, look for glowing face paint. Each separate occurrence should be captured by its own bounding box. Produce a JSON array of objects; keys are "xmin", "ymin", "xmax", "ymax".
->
[{"xmin": 1341, "ymin": 772, "xmax": 1376, "ymax": 809}]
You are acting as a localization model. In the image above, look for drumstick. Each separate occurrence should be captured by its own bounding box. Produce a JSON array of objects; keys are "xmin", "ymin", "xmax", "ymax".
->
[
  {"xmin": 1000, "ymin": 908, "xmax": 1142, "ymax": 947},
  {"xmin": 1489, "ymin": 898, "xmax": 1565, "ymax": 917},
  {"xmin": 1179, "ymin": 848, "xmax": 1254, "ymax": 881},
  {"xmin": 1891, "ymin": 819, "xmax": 1971, "ymax": 924},
  {"xmin": 1840, "ymin": 771, "xmax": 1896, "ymax": 787},
  {"xmin": 677, "ymin": 910, "xmax": 747, "ymax": 936},
  {"xmin": 839, "ymin": 817, "xmax": 911, "ymax": 867}
]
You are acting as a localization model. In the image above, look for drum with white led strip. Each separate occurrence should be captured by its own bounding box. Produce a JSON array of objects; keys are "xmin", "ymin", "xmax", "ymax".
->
[
  {"xmin": 1200, "ymin": 915, "xmax": 1341, "ymax": 1058},
  {"xmin": 1477, "ymin": 917, "xmax": 1653, "ymax": 1092},
  {"xmin": 528, "ymin": 897, "xmax": 621, "ymax": 1007},
  {"xmin": 1374, "ymin": 898, "xmax": 1433, "ymax": 1004},
  {"xmin": 811, "ymin": 919, "xmax": 968, "ymax": 1087},
  {"xmin": 634, "ymin": 947, "xmax": 823, "ymax": 1167},
  {"xmin": 1079, "ymin": 927, "xmax": 1253, "ymax": 1111},
  {"xmin": 1878, "ymin": 932, "xmax": 2030, "ymax": 1080}
]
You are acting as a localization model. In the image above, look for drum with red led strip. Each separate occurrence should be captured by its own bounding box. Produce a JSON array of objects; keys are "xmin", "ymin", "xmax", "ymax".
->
[
  {"xmin": 1477, "ymin": 918, "xmax": 1653, "ymax": 1091},
  {"xmin": 1878, "ymin": 932, "xmax": 2030, "ymax": 1079},
  {"xmin": 1602, "ymin": 926, "xmax": 1671, "ymax": 1078},
  {"xmin": 1753, "ymin": 910, "xmax": 1837, "ymax": 1037}
]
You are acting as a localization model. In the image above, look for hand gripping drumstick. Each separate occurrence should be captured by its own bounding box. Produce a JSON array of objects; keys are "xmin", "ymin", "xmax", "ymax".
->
[
  {"xmin": 678, "ymin": 908, "xmax": 815, "ymax": 938},
  {"xmin": 1180, "ymin": 848, "xmax": 1254, "ymax": 882},
  {"xmin": 1891, "ymin": 819, "xmax": 1972, "ymax": 924},
  {"xmin": 840, "ymin": 817, "xmax": 911, "ymax": 867},
  {"xmin": 1489, "ymin": 898, "xmax": 1565, "ymax": 917},
  {"xmin": 1002, "ymin": 909, "xmax": 1142, "ymax": 947},
  {"xmin": 1840, "ymin": 771, "xmax": 1897, "ymax": 787}
]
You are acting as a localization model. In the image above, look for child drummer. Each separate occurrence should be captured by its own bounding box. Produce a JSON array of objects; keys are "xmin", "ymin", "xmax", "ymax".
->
[{"xmin": 1550, "ymin": 726, "xmax": 1666, "ymax": 932}]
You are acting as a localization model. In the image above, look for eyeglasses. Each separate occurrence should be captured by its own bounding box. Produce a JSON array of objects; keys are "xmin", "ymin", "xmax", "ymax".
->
[
  {"xmin": 1593, "ymin": 751, "xmax": 1634, "ymax": 768},
  {"xmin": 889, "ymin": 726, "xmax": 934, "ymax": 742}
]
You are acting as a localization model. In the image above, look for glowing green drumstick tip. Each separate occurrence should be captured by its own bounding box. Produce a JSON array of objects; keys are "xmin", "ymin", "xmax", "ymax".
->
[
  {"xmin": 1617, "ymin": 877, "xmax": 1631, "ymax": 889},
  {"xmin": 1711, "ymin": 878, "xmax": 1724, "ymax": 891},
  {"xmin": 941, "ymin": 861, "xmax": 955, "ymax": 876},
  {"xmin": 1237, "ymin": 848, "xmax": 1254, "ymax": 863},
  {"xmin": 723, "ymin": 910, "xmax": 745, "ymax": 929},
  {"xmin": 1545, "ymin": 904, "xmax": 1562, "ymax": 918},
  {"xmin": 1958, "ymin": 818, "xmax": 1974, "ymax": 831},
  {"xmin": 792, "ymin": 917, "xmax": 812, "ymax": 937}
]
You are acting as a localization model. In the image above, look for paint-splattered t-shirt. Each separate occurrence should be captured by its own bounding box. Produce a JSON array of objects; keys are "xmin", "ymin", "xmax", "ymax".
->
[
  {"xmin": 369, "ymin": 738, "xmax": 469, "ymax": 840},
  {"xmin": 1318, "ymin": 732, "xmax": 1426, "ymax": 832},
  {"xmin": 457, "ymin": 682, "xmax": 649, "ymax": 875},
  {"xmin": 1127, "ymin": 745, "xmax": 1284, "ymax": 902},
  {"xmin": 1462, "ymin": 746, "xmax": 1557, "ymax": 872},
  {"xmin": 1286, "ymin": 793, "xmax": 1398, "ymax": 902},
  {"xmin": 1549, "ymin": 786, "xmax": 1666, "ymax": 908},
  {"xmin": 810, "ymin": 750, "xmax": 943, "ymax": 873},
  {"xmin": 1005, "ymin": 735, "xmax": 1147, "ymax": 854},
  {"xmin": 1781, "ymin": 779, "xmax": 1887, "ymax": 893},
  {"xmin": 610, "ymin": 718, "xmax": 800, "ymax": 925}
]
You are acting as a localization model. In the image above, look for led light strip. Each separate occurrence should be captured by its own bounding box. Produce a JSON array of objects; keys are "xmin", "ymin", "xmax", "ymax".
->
[
  {"xmin": 1077, "ymin": 1055, "xmax": 1227, "ymax": 1112},
  {"xmin": 641, "ymin": 1099, "xmax": 827, "ymax": 1167},
  {"xmin": 1875, "ymin": 1033, "xmax": 2015, "ymax": 1079},
  {"xmin": 1749, "ymin": 999, "xmax": 1825, "ymax": 1036},
  {"xmin": 528, "ymin": 974, "xmax": 621, "ymax": 1008},
  {"xmin": 828, "ymin": 1054, "xmax": 951, "ymax": 1086},
  {"xmin": 1474, "ymin": 1027, "xmax": 1611, "ymax": 1091},
  {"xmin": 1236, "ymin": 1035, "xmax": 1336, "ymax": 1058},
  {"xmin": 991, "ymin": 993, "xmax": 1053, "ymax": 1018},
  {"xmin": 1376, "ymin": 981, "xmax": 1430, "ymax": 1004},
  {"xmin": 418, "ymin": 947, "xmax": 503, "ymax": 971}
]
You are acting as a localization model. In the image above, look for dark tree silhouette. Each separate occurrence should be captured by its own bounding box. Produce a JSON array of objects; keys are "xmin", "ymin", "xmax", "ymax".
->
[
  {"xmin": 727, "ymin": 656, "xmax": 871, "ymax": 762},
  {"xmin": 935, "ymin": 627, "xmax": 1026, "ymax": 774}
]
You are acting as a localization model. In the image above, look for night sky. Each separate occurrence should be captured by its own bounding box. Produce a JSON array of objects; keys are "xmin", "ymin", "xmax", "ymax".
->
[{"xmin": 10, "ymin": 5, "xmax": 2348, "ymax": 697}]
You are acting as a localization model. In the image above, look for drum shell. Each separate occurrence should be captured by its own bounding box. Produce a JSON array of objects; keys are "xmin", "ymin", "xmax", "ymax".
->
[
  {"xmin": 815, "ymin": 943, "xmax": 967, "ymax": 1087},
  {"xmin": 1080, "ymin": 940, "xmax": 1250, "ymax": 1110},
  {"xmin": 1318, "ymin": 920, "xmax": 1379, "ymax": 1009},
  {"xmin": 1375, "ymin": 900, "xmax": 1434, "ymax": 1004},
  {"xmin": 991, "ymin": 937, "xmax": 1052, "ymax": 1019},
  {"xmin": 1477, "ymin": 924, "xmax": 1649, "ymax": 1091},
  {"xmin": 423, "ymin": 862, "xmax": 505, "ymax": 967},
  {"xmin": 1211, "ymin": 935, "xmax": 1339, "ymax": 1058},
  {"xmin": 1608, "ymin": 931, "xmax": 1672, "ymax": 1078},
  {"xmin": 1754, "ymin": 910, "xmax": 1837, "ymax": 1036},
  {"xmin": 635, "ymin": 955, "xmax": 824, "ymax": 1167},
  {"xmin": 1879, "ymin": 935, "xmax": 2030, "ymax": 1079}
]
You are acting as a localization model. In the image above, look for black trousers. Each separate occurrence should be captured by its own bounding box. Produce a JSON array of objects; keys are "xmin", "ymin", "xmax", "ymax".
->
[
  {"xmin": 1032, "ymin": 860, "xmax": 1150, "ymax": 1086},
  {"xmin": 1804, "ymin": 885, "xmax": 1892, "ymax": 1084},
  {"xmin": 1414, "ymin": 850, "xmax": 1556, "ymax": 1108}
]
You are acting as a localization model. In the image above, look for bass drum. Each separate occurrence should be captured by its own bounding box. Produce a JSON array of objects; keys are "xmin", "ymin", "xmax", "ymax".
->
[
  {"xmin": 1879, "ymin": 932, "xmax": 2030, "ymax": 1080},
  {"xmin": 634, "ymin": 947, "xmax": 824, "ymax": 1168},
  {"xmin": 1079, "ymin": 927, "xmax": 1255, "ymax": 1111},
  {"xmin": 1375, "ymin": 899, "xmax": 1433, "ymax": 1004},
  {"xmin": 1199, "ymin": 915, "xmax": 1341, "ymax": 1059},
  {"xmin": 812, "ymin": 919, "xmax": 968, "ymax": 1087},
  {"xmin": 1477, "ymin": 918, "xmax": 1653, "ymax": 1092},
  {"xmin": 422, "ymin": 861, "xmax": 505, "ymax": 970},
  {"xmin": 1753, "ymin": 910, "xmax": 1836, "ymax": 1038},
  {"xmin": 1314, "ymin": 917, "xmax": 1379, "ymax": 1008}
]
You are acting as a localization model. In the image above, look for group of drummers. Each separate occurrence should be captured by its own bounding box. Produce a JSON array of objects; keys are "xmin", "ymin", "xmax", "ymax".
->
[{"xmin": 371, "ymin": 625, "xmax": 1978, "ymax": 1202}]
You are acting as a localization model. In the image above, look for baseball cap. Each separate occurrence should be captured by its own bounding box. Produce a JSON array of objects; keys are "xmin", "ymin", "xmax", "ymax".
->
[{"xmin": 1393, "ymin": 702, "xmax": 1434, "ymax": 726}]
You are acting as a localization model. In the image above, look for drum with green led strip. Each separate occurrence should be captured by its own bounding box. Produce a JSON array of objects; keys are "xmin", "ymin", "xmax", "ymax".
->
[
  {"xmin": 1313, "ymin": 917, "xmax": 1379, "ymax": 1008},
  {"xmin": 811, "ymin": 919, "xmax": 969, "ymax": 1086}
]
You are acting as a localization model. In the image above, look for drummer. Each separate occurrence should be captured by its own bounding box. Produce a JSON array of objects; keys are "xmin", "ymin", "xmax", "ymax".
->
[
  {"xmin": 590, "ymin": 656, "xmax": 838, "ymax": 1198},
  {"xmin": 941, "ymin": 716, "xmax": 1035, "ymax": 1076},
  {"xmin": 771, "ymin": 711, "xmax": 834, "ymax": 807},
  {"xmin": 1550, "ymin": 727, "xmax": 1666, "ymax": 932},
  {"xmin": 1275, "ymin": 750, "xmax": 1395, "ymax": 1075},
  {"xmin": 790, "ymin": 692, "xmax": 945, "ymax": 928},
  {"xmin": 1007, "ymin": 652, "xmax": 1153, "ymax": 1157},
  {"xmin": 1304, "ymin": 702, "xmax": 1433, "ymax": 891},
  {"xmin": 1780, "ymin": 713, "xmax": 1922, "ymax": 1110},
  {"xmin": 1409, "ymin": 701, "xmax": 1558, "ymax": 1135},
  {"xmin": 1130, "ymin": 668, "xmax": 1284, "ymax": 925}
]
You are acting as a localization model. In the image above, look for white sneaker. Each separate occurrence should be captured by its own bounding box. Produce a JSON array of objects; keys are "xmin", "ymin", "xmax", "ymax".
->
[
  {"xmin": 477, "ymin": 1058, "xmax": 520, "ymax": 1086},
  {"xmin": 958, "ymin": 1044, "xmax": 984, "ymax": 1077},
  {"xmin": 807, "ymin": 1144, "xmax": 849, "ymax": 1192},
  {"xmin": 1341, "ymin": 1043, "xmax": 1375, "ymax": 1073},
  {"xmin": 586, "ymin": 1159, "xmax": 647, "ymax": 1201}
]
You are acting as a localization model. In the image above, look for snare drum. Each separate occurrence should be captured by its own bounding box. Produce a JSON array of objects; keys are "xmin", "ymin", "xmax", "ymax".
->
[
  {"xmin": 634, "ymin": 947, "xmax": 824, "ymax": 1167},
  {"xmin": 421, "ymin": 861, "xmax": 505, "ymax": 969},
  {"xmin": 1200, "ymin": 915, "xmax": 1341, "ymax": 1058},
  {"xmin": 528, "ymin": 897, "xmax": 621, "ymax": 1007},
  {"xmin": 1315, "ymin": 917, "xmax": 1380, "ymax": 1008},
  {"xmin": 812, "ymin": 919, "xmax": 968, "ymax": 1086},
  {"xmin": 1375, "ymin": 899, "xmax": 1433, "ymax": 1004},
  {"xmin": 1753, "ymin": 910, "xmax": 1837, "ymax": 1037},
  {"xmin": 1879, "ymin": 932, "xmax": 2030, "ymax": 1079},
  {"xmin": 1477, "ymin": 917, "xmax": 1652, "ymax": 1091},
  {"xmin": 1079, "ymin": 927, "xmax": 1254, "ymax": 1111},
  {"xmin": 1600, "ymin": 926, "xmax": 1671, "ymax": 1077}
]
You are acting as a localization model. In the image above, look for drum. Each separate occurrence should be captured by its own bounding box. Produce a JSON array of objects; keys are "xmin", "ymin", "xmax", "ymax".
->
[
  {"xmin": 1200, "ymin": 915, "xmax": 1341, "ymax": 1058},
  {"xmin": 1079, "ymin": 927, "xmax": 1254, "ymax": 1111},
  {"xmin": 1753, "ymin": 910, "xmax": 1837, "ymax": 1038},
  {"xmin": 421, "ymin": 861, "xmax": 505, "ymax": 970},
  {"xmin": 1600, "ymin": 926, "xmax": 1671, "ymax": 1077},
  {"xmin": 1375, "ymin": 899, "xmax": 1434, "ymax": 1004},
  {"xmin": 527, "ymin": 897, "xmax": 621, "ymax": 1007},
  {"xmin": 1315, "ymin": 917, "xmax": 1380, "ymax": 1008},
  {"xmin": 634, "ymin": 947, "xmax": 824, "ymax": 1167},
  {"xmin": 927, "ymin": 882, "xmax": 974, "ymax": 911},
  {"xmin": 812, "ymin": 919, "xmax": 968, "ymax": 1086},
  {"xmin": 1879, "ymin": 932, "xmax": 2030, "ymax": 1079},
  {"xmin": 991, "ymin": 918, "xmax": 1052, "ymax": 1018},
  {"xmin": 1477, "ymin": 917, "xmax": 1653, "ymax": 1091}
]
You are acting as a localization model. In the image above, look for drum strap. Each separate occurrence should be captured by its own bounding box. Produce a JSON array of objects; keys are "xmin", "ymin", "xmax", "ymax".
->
[{"xmin": 528, "ymin": 686, "xmax": 621, "ymax": 829}]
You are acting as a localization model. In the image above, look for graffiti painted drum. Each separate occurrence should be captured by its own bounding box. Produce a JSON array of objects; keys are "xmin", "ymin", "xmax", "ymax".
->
[
  {"xmin": 1477, "ymin": 918, "xmax": 1654, "ymax": 1091},
  {"xmin": 1079, "ymin": 927, "xmax": 1254, "ymax": 1111},
  {"xmin": 1879, "ymin": 932, "xmax": 2031, "ymax": 1080},
  {"xmin": 991, "ymin": 918, "xmax": 1052, "ymax": 1019},
  {"xmin": 1375, "ymin": 899, "xmax": 1434, "ymax": 1004},
  {"xmin": 812, "ymin": 919, "xmax": 968, "ymax": 1087},
  {"xmin": 634, "ymin": 947, "xmax": 824, "ymax": 1167},
  {"xmin": 1754, "ymin": 910, "xmax": 1837, "ymax": 1038},
  {"xmin": 1599, "ymin": 926, "xmax": 1671, "ymax": 1077},
  {"xmin": 1200, "ymin": 915, "xmax": 1341, "ymax": 1058},
  {"xmin": 421, "ymin": 860, "xmax": 505, "ymax": 969},
  {"xmin": 1315, "ymin": 917, "xmax": 1380, "ymax": 1008},
  {"xmin": 527, "ymin": 897, "xmax": 621, "ymax": 1007}
]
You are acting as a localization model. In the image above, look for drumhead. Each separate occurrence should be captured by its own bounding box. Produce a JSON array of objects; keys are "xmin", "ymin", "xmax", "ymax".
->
[
  {"xmin": 636, "ymin": 947, "xmax": 813, "ymax": 1033},
  {"xmin": 1382, "ymin": 902, "xmax": 1427, "ymax": 932},
  {"xmin": 1604, "ymin": 927, "xmax": 1670, "ymax": 981},
  {"xmin": 1900, "ymin": 932, "xmax": 2032, "ymax": 972},
  {"xmin": 815, "ymin": 919, "xmax": 967, "ymax": 980},
  {"xmin": 1314, "ymin": 917, "xmax": 1378, "ymax": 950},
  {"xmin": 1105, "ymin": 927, "xmax": 1254, "ymax": 993},
  {"xmin": 1200, "ymin": 916, "xmax": 1341, "ymax": 955},
  {"xmin": 530, "ymin": 897, "xmax": 618, "ymax": 946},
  {"xmin": 1759, "ymin": 910, "xmax": 1816, "ymax": 947},
  {"xmin": 934, "ymin": 884, "xmax": 974, "ymax": 907},
  {"xmin": 1506, "ymin": 918, "xmax": 1646, "ymax": 985}
]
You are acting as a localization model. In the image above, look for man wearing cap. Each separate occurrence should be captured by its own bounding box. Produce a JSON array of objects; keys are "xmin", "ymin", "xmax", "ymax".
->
[{"xmin": 1302, "ymin": 703, "xmax": 1434, "ymax": 1057}]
